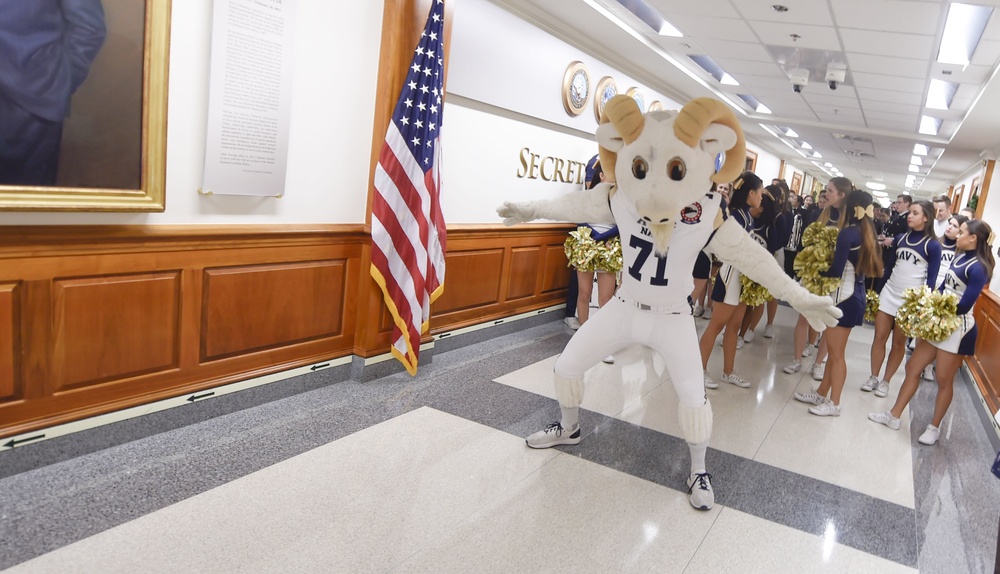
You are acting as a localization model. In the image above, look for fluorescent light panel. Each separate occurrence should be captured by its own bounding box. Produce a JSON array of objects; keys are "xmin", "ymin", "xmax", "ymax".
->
[
  {"xmin": 867, "ymin": 182, "xmax": 887, "ymax": 191},
  {"xmin": 801, "ymin": 142, "xmax": 813, "ymax": 149},
  {"xmin": 913, "ymin": 144, "xmax": 929, "ymax": 156},
  {"xmin": 737, "ymin": 94, "xmax": 771, "ymax": 114},
  {"xmin": 919, "ymin": 116, "xmax": 941, "ymax": 135},
  {"xmin": 690, "ymin": 55, "xmax": 739, "ymax": 86},
  {"xmin": 937, "ymin": 3, "xmax": 993, "ymax": 67},
  {"xmin": 911, "ymin": 155, "xmax": 923, "ymax": 165},
  {"xmin": 909, "ymin": 164, "xmax": 920, "ymax": 172},
  {"xmin": 926, "ymin": 79, "xmax": 958, "ymax": 110}
]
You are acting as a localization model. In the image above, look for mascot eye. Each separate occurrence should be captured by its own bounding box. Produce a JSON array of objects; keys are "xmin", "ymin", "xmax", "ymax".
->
[
  {"xmin": 667, "ymin": 157, "xmax": 686, "ymax": 181},
  {"xmin": 632, "ymin": 157, "xmax": 648, "ymax": 180}
]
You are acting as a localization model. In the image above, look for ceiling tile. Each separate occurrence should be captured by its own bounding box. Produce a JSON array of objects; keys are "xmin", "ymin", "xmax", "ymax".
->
[
  {"xmin": 694, "ymin": 39, "xmax": 775, "ymax": 62},
  {"xmin": 668, "ymin": 14, "xmax": 757, "ymax": 42},
  {"xmin": 832, "ymin": 0, "xmax": 942, "ymax": 34},
  {"xmin": 855, "ymin": 86, "xmax": 923, "ymax": 105},
  {"xmin": 862, "ymin": 101, "xmax": 920, "ymax": 115},
  {"xmin": 850, "ymin": 72, "xmax": 927, "ymax": 94},
  {"xmin": 746, "ymin": 21, "xmax": 842, "ymax": 50},
  {"xmin": 971, "ymin": 40, "xmax": 1000, "ymax": 66},
  {"xmin": 839, "ymin": 29, "xmax": 935, "ymax": 60},
  {"xmin": 646, "ymin": 0, "xmax": 747, "ymax": 18},
  {"xmin": 845, "ymin": 53, "xmax": 929, "ymax": 78},
  {"xmin": 734, "ymin": 0, "xmax": 835, "ymax": 26}
]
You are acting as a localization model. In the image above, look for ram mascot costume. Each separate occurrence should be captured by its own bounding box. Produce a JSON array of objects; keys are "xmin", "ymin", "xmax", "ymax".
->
[{"xmin": 498, "ymin": 96, "xmax": 841, "ymax": 510}]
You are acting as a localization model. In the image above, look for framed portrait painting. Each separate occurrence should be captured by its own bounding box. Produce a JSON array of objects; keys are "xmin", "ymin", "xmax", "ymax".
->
[
  {"xmin": 791, "ymin": 172, "xmax": 802, "ymax": 193},
  {"xmin": 745, "ymin": 150, "xmax": 758, "ymax": 173},
  {"xmin": 0, "ymin": 0, "xmax": 170, "ymax": 211}
]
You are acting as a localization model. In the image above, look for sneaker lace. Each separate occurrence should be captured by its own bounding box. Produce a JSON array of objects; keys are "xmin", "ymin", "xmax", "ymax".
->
[
  {"xmin": 543, "ymin": 422, "xmax": 564, "ymax": 436},
  {"xmin": 690, "ymin": 472, "xmax": 713, "ymax": 492}
]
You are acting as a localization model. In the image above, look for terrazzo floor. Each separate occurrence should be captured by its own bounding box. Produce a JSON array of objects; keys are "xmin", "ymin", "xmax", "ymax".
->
[{"xmin": 1, "ymin": 308, "xmax": 998, "ymax": 573}]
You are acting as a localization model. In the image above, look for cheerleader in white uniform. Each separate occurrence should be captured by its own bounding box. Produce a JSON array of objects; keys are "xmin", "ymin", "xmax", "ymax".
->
[
  {"xmin": 863, "ymin": 200, "xmax": 940, "ymax": 398},
  {"xmin": 698, "ymin": 173, "xmax": 762, "ymax": 389},
  {"xmin": 870, "ymin": 220, "xmax": 996, "ymax": 445},
  {"xmin": 920, "ymin": 213, "xmax": 967, "ymax": 382}
]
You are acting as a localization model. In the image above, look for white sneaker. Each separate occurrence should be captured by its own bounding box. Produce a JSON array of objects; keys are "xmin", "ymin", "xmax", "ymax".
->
[
  {"xmin": 921, "ymin": 364, "xmax": 936, "ymax": 381},
  {"xmin": 702, "ymin": 307, "xmax": 712, "ymax": 320},
  {"xmin": 564, "ymin": 317, "xmax": 581, "ymax": 330},
  {"xmin": 811, "ymin": 362, "xmax": 826, "ymax": 381},
  {"xmin": 693, "ymin": 305, "xmax": 704, "ymax": 318},
  {"xmin": 743, "ymin": 330, "xmax": 755, "ymax": 343},
  {"xmin": 764, "ymin": 324, "xmax": 774, "ymax": 338},
  {"xmin": 686, "ymin": 472, "xmax": 714, "ymax": 510},
  {"xmin": 802, "ymin": 344, "xmax": 815, "ymax": 358},
  {"xmin": 860, "ymin": 376, "xmax": 878, "ymax": 392},
  {"xmin": 868, "ymin": 411, "xmax": 901, "ymax": 430},
  {"xmin": 809, "ymin": 398, "xmax": 841, "ymax": 417},
  {"xmin": 722, "ymin": 372, "xmax": 751, "ymax": 388},
  {"xmin": 874, "ymin": 380, "xmax": 890, "ymax": 398},
  {"xmin": 602, "ymin": 355, "xmax": 615, "ymax": 364},
  {"xmin": 918, "ymin": 424, "xmax": 940, "ymax": 445},
  {"xmin": 525, "ymin": 422, "xmax": 581, "ymax": 449},
  {"xmin": 736, "ymin": 337, "xmax": 745, "ymax": 350},
  {"xmin": 794, "ymin": 391, "xmax": 824, "ymax": 406},
  {"xmin": 704, "ymin": 370, "xmax": 719, "ymax": 390},
  {"xmin": 783, "ymin": 360, "xmax": 802, "ymax": 374}
]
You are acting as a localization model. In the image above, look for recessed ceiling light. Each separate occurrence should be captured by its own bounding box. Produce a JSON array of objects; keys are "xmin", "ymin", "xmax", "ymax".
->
[
  {"xmin": 937, "ymin": 3, "xmax": 993, "ymax": 68},
  {"xmin": 866, "ymin": 182, "xmax": 887, "ymax": 191},
  {"xmin": 909, "ymin": 164, "xmax": 921, "ymax": 172},
  {"xmin": 919, "ymin": 116, "xmax": 941, "ymax": 136},
  {"xmin": 911, "ymin": 155, "xmax": 923, "ymax": 166},
  {"xmin": 801, "ymin": 142, "xmax": 812, "ymax": 149},
  {"xmin": 913, "ymin": 144, "xmax": 929, "ymax": 156}
]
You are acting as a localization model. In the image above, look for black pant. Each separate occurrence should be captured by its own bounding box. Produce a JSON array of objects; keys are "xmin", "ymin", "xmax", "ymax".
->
[{"xmin": 565, "ymin": 268, "xmax": 578, "ymax": 318}]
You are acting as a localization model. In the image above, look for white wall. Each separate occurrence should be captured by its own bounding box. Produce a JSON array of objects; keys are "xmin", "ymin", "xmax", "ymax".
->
[{"xmin": 0, "ymin": 0, "xmax": 384, "ymax": 226}]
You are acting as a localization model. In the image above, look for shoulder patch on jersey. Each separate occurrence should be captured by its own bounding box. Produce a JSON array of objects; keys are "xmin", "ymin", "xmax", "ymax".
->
[{"xmin": 680, "ymin": 202, "xmax": 703, "ymax": 224}]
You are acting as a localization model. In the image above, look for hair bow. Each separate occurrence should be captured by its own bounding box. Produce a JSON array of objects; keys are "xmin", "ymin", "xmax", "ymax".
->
[
  {"xmin": 733, "ymin": 177, "xmax": 745, "ymax": 191},
  {"xmin": 854, "ymin": 205, "xmax": 874, "ymax": 220},
  {"xmin": 988, "ymin": 231, "xmax": 996, "ymax": 247}
]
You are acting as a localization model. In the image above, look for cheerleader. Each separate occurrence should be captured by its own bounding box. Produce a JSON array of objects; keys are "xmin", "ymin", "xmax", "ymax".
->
[
  {"xmin": 870, "ymin": 220, "xmax": 996, "ymax": 445},
  {"xmin": 862, "ymin": 200, "xmax": 940, "ymax": 397},
  {"xmin": 921, "ymin": 213, "xmax": 968, "ymax": 381},
  {"xmin": 794, "ymin": 189, "xmax": 883, "ymax": 416},
  {"xmin": 738, "ymin": 184, "xmax": 788, "ymax": 343},
  {"xmin": 698, "ymin": 172, "xmax": 763, "ymax": 389}
]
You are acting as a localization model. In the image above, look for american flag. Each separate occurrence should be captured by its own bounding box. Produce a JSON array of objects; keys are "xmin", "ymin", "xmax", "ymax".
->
[{"xmin": 370, "ymin": 0, "xmax": 447, "ymax": 376}]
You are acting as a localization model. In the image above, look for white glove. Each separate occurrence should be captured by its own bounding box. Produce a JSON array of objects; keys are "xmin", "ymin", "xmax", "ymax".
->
[
  {"xmin": 785, "ymin": 290, "xmax": 842, "ymax": 331},
  {"xmin": 497, "ymin": 201, "xmax": 537, "ymax": 226}
]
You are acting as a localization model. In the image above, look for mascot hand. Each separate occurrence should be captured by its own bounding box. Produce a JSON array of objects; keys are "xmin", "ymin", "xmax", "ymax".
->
[
  {"xmin": 497, "ymin": 201, "xmax": 536, "ymax": 226},
  {"xmin": 786, "ymin": 290, "xmax": 842, "ymax": 331}
]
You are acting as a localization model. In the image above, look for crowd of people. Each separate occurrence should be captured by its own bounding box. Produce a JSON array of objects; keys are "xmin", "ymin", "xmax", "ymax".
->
[{"xmin": 562, "ymin": 161, "xmax": 996, "ymax": 447}]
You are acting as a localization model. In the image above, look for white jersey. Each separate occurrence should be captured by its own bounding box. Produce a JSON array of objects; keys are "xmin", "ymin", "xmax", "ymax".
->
[
  {"xmin": 610, "ymin": 189, "xmax": 723, "ymax": 313},
  {"xmin": 884, "ymin": 232, "xmax": 934, "ymax": 295}
]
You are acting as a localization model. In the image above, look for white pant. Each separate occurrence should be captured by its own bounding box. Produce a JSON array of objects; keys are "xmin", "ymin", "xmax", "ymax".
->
[{"xmin": 553, "ymin": 297, "xmax": 707, "ymax": 408}]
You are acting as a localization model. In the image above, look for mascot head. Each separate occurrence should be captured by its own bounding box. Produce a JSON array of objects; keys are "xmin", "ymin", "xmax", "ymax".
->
[{"xmin": 596, "ymin": 96, "xmax": 746, "ymax": 254}]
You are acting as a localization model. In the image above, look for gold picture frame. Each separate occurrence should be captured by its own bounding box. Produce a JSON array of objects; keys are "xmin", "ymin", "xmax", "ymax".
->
[
  {"xmin": 745, "ymin": 149, "xmax": 758, "ymax": 173},
  {"xmin": 626, "ymin": 87, "xmax": 644, "ymax": 114},
  {"xmin": 562, "ymin": 61, "xmax": 590, "ymax": 117},
  {"xmin": 0, "ymin": 0, "xmax": 170, "ymax": 211},
  {"xmin": 593, "ymin": 76, "xmax": 617, "ymax": 122},
  {"xmin": 648, "ymin": 100, "xmax": 663, "ymax": 112}
]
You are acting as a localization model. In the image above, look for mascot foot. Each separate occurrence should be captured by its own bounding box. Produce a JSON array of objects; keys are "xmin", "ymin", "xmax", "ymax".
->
[
  {"xmin": 526, "ymin": 422, "xmax": 581, "ymax": 449},
  {"xmin": 686, "ymin": 472, "xmax": 714, "ymax": 511}
]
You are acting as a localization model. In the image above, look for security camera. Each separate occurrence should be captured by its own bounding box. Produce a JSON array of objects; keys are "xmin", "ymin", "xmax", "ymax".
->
[
  {"xmin": 825, "ymin": 63, "xmax": 847, "ymax": 91},
  {"xmin": 789, "ymin": 68, "xmax": 809, "ymax": 93}
]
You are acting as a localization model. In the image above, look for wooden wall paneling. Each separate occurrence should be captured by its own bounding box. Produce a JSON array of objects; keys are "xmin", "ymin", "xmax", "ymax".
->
[
  {"xmin": 541, "ymin": 242, "xmax": 571, "ymax": 295},
  {"xmin": 21, "ymin": 280, "xmax": 52, "ymax": 401},
  {"xmin": 0, "ymin": 282, "xmax": 20, "ymax": 400},
  {"xmin": 201, "ymin": 260, "xmax": 348, "ymax": 361},
  {"xmin": 507, "ymin": 247, "xmax": 540, "ymax": 300},
  {"xmin": 52, "ymin": 272, "xmax": 181, "ymax": 391},
  {"xmin": 969, "ymin": 291, "xmax": 1000, "ymax": 414},
  {"xmin": 431, "ymin": 248, "xmax": 504, "ymax": 315}
]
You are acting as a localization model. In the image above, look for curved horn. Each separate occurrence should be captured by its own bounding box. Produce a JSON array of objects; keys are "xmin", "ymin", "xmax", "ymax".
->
[
  {"xmin": 674, "ymin": 98, "xmax": 745, "ymax": 183},
  {"xmin": 598, "ymin": 95, "xmax": 644, "ymax": 183}
]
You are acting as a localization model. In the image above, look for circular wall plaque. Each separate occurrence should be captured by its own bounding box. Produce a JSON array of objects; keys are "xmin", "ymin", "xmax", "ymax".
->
[
  {"xmin": 594, "ymin": 76, "xmax": 618, "ymax": 122},
  {"xmin": 562, "ymin": 61, "xmax": 590, "ymax": 116},
  {"xmin": 626, "ymin": 87, "xmax": 645, "ymax": 113},
  {"xmin": 648, "ymin": 100, "xmax": 664, "ymax": 112}
]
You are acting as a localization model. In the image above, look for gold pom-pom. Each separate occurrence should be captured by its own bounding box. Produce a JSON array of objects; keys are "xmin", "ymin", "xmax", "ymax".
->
[
  {"xmin": 794, "ymin": 222, "xmax": 841, "ymax": 296},
  {"xmin": 896, "ymin": 286, "xmax": 961, "ymax": 342},
  {"xmin": 864, "ymin": 289, "xmax": 879, "ymax": 323},
  {"xmin": 564, "ymin": 227, "xmax": 623, "ymax": 273},
  {"xmin": 740, "ymin": 274, "xmax": 771, "ymax": 306}
]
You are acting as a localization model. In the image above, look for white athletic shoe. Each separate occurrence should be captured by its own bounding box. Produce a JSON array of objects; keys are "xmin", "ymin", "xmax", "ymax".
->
[
  {"xmin": 693, "ymin": 305, "xmax": 704, "ymax": 318},
  {"xmin": 743, "ymin": 330, "xmax": 755, "ymax": 343},
  {"xmin": 922, "ymin": 364, "xmax": 936, "ymax": 382},
  {"xmin": 702, "ymin": 307, "xmax": 712, "ymax": 320},
  {"xmin": 686, "ymin": 472, "xmax": 714, "ymax": 510},
  {"xmin": 564, "ymin": 317, "xmax": 581, "ymax": 330},
  {"xmin": 602, "ymin": 355, "xmax": 615, "ymax": 364},
  {"xmin": 811, "ymin": 361, "xmax": 826, "ymax": 381},
  {"xmin": 809, "ymin": 398, "xmax": 841, "ymax": 417},
  {"xmin": 722, "ymin": 372, "xmax": 751, "ymax": 388},
  {"xmin": 874, "ymin": 380, "xmax": 890, "ymax": 398},
  {"xmin": 783, "ymin": 360, "xmax": 802, "ymax": 374},
  {"xmin": 525, "ymin": 422, "xmax": 581, "ymax": 449},
  {"xmin": 794, "ymin": 391, "xmax": 824, "ymax": 406},
  {"xmin": 704, "ymin": 370, "xmax": 719, "ymax": 390},
  {"xmin": 918, "ymin": 424, "xmax": 941, "ymax": 445},
  {"xmin": 868, "ymin": 411, "xmax": 901, "ymax": 430},
  {"xmin": 860, "ymin": 375, "xmax": 878, "ymax": 392},
  {"xmin": 802, "ymin": 344, "xmax": 816, "ymax": 358},
  {"xmin": 736, "ymin": 337, "xmax": 745, "ymax": 350},
  {"xmin": 764, "ymin": 325, "xmax": 774, "ymax": 338}
]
